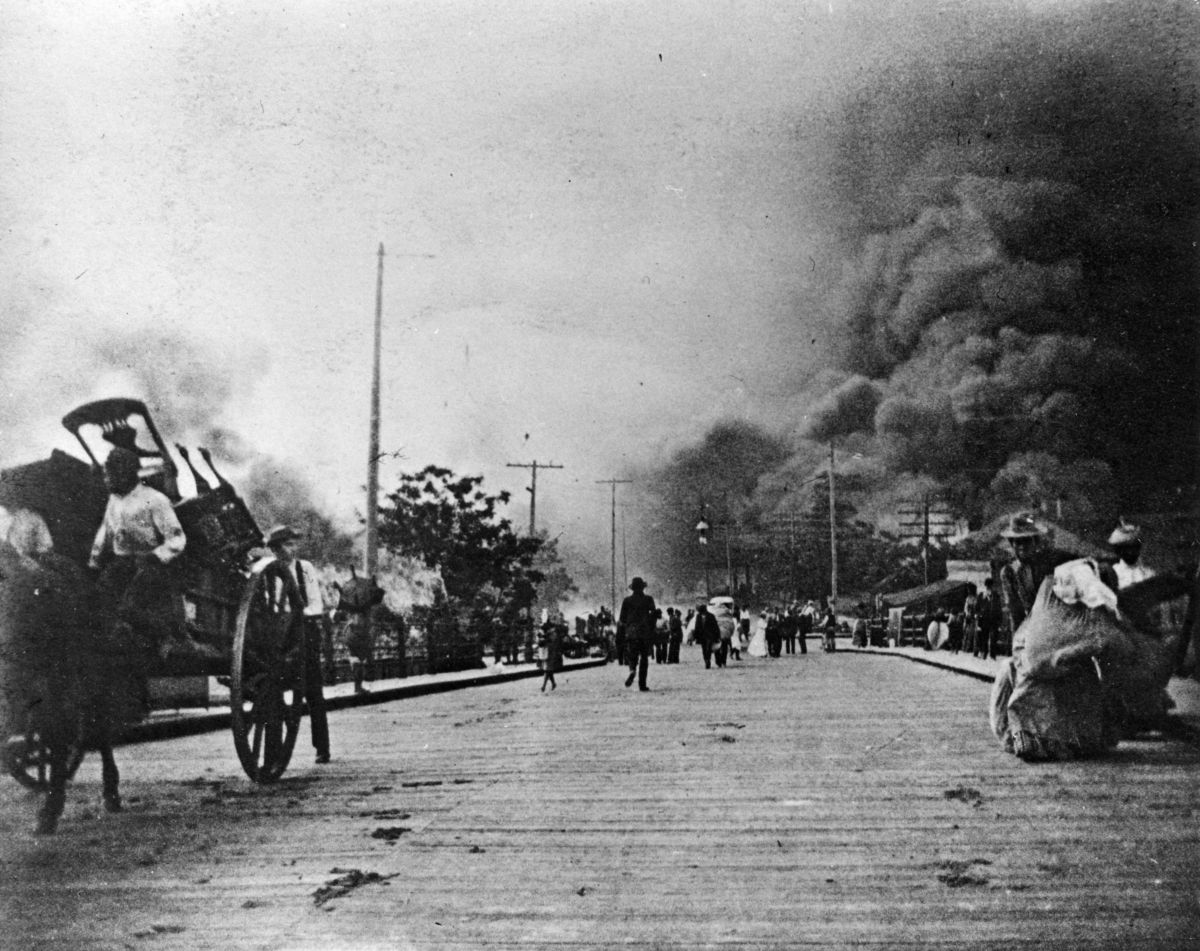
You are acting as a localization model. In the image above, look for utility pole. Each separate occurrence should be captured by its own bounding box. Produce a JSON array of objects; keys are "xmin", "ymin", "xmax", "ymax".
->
[
  {"xmin": 365, "ymin": 243, "xmax": 384, "ymax": 577},
  {"xmin": 596, "ymin": 478, "xmax": 633, "ymax": 617},
  {"xmin": 621, "ymin": 511, "xmax": 628, "ymax": 589},
  {"xmin": 828, "ymin": 442, "xmax": 838, "ymax": 604},
  {"xmin": 362, "ymin": 243, "xmax": 435, "ymax": 577},
  {"xmin": 506, "ymin": 460, "xmax": 563, "ymax": 536},
  {"xmin": 724, "ymin": 523, "xmax": 734, "ymax": 598},
  {"xmin": 898, "ymin": 492, "xmax": 956, "ymax": 586},
  {"xmin": 789, "ymin": 508, "xmax": 797, "ymax": 602}
]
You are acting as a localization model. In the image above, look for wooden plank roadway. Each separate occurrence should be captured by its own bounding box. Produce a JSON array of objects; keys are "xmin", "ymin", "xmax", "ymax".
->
[{"xmin": 2, "ymin": 648, "xmax": 1198, "ymax": 950}]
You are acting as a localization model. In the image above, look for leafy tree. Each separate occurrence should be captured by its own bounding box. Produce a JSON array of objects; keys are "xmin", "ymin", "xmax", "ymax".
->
[
  {"xmin": 377, "ymin": 465, "xmax": 543, "ymax": 608},
  {"xmin": 377, "ymin": 466, "xmax": 580, "ymax": 671}
]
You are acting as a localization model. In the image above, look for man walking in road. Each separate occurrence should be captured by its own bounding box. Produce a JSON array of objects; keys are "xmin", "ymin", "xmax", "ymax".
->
[
  {"xmin": 618, "ymin": 577, "xmax": 657, "ymax": 691},
  {"xmin": 693, "ymin": 602, "xmax": 720, "ymax": 669},
  {"xmin": 667, "ymin": 608, "xmax": 684, "ymax": 663},
  {"xmin": 267, "ymin": 525, "xmax": 331, "ymax": 764}
]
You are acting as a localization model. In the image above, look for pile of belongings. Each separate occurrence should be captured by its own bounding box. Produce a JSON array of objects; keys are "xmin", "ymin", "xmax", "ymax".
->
[{"xmin": 990, "ymin": 558, "xmax": 1191, "ymax": 761}]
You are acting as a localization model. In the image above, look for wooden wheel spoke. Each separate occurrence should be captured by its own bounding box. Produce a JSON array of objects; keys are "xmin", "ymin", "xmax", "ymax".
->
[{"xmin": 251, "ymin": 719, "xmax": 264, "ymax": 762}]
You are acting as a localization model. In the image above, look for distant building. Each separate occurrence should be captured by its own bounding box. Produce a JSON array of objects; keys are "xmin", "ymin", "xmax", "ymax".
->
[{"xmin": 946, "ymin": 559, "xmax": 991, "ymax": 590}]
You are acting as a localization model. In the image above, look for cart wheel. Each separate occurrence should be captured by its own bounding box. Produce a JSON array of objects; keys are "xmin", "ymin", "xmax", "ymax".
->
[
  {"xmin": 230, "ymin": 559, "xmax": 306, "ymax": 784},
  {"xmin": 4, "ymin": 730, "xmax": 85, "ymax": 791}
]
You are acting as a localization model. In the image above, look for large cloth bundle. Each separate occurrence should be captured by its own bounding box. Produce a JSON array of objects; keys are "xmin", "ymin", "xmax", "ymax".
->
[{"xmin": 990, "ymin": 560, "xmax": 1187, "ymax": 761}]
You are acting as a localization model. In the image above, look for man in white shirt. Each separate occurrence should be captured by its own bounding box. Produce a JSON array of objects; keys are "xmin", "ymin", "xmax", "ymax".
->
[
  {"xmin": 266, "ymin": 525, "xmax": 331, "ymax": 764},
  {"xmin": 89, "ymin": 447, "xmax": 187, "ymax": 654}
]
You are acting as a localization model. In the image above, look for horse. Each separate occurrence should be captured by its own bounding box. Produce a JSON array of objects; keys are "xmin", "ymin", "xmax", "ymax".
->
[{"xmin": 0, "ymin": 542, "xmax": 142, "ymax": 833}]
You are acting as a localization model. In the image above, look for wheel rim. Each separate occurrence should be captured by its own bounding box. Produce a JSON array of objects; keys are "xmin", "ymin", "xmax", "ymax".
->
[
  {"xmin": 4, "ymin": 734, "xmax": 47, "ymax": 790},
  {"xmin": 3, "ymin": 730, "xmax": 84, "ymax": 791},
  {"xmin": 231, "ymin": 560, "xmax": 305, "ymax": 783}
]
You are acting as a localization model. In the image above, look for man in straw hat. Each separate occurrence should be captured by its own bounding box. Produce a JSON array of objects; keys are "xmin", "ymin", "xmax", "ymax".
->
[
  {"xmin": 1108, "ymin": 520, "xmax": 1155, "ymax": 590},
  {"xmin": 267, "ymin": 525, "xmax": 331, "ymax": 764},
  {"xmin": 618, "ymin": 577, "xmax": 657, "ymax": 691}
]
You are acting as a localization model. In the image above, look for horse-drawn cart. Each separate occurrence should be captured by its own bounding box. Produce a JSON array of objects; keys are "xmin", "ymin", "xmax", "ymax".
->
[{"xmin": 1, "ymin": 398, "xmax": 310, "ymax": 813}]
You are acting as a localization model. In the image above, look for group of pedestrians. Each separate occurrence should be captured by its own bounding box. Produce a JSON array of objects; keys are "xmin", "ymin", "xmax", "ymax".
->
[{"xmin": 615, "ymin": 578, "xmax": 843, "ymax": 691}]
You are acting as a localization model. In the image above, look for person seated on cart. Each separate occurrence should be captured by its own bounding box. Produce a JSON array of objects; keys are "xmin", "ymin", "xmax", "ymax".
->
[{"xmin": 88, "ymin": 446, "xmax": 187, "ymax": 658}]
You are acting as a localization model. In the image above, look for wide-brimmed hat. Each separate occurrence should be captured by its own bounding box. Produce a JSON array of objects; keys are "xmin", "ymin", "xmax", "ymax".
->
[
  {"xmin": 1107, "ymin": 520, "xmax": 1142, "ymax": 546},
  {"xmin": 1000, "ymin": 512, "xmax": 1045, "ymax": 540},
  {"xmin": 265, "ymin": 524, "xmax": 302, "ymax": 547},
  {"xmin": 629, "ymin": 576, "xmax": 646, "ymax": 590}
]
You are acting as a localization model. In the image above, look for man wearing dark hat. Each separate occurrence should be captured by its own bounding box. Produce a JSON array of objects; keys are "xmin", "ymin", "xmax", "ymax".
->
[
  {"xmin": 997, "ymin": 512, "xmax": 1073, "ymax": 654},
  {"xmin": 693, "ymin": 602, "xmax": 720, "ymax": 669},
  {"xmin": 618, "ymin": 577, "xmax": 657, "ymax": 691},
  {"xmin": 89, "ymin": 446, "xmax": 188, "ymax": 655},
  {"xmin": 267, "ymin": 525, "xmax": 331, "ymax": 764}
]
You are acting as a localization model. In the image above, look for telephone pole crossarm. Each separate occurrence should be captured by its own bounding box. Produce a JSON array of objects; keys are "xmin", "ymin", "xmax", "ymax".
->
[{"xmin": 506, "ymin": 460, "xmax": 564, "ymax": 536}]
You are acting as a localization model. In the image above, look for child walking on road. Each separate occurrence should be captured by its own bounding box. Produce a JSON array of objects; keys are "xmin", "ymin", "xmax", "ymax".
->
[{"xmin": 539, "ymin": 616, "xmax": 563, "ymax": 692}]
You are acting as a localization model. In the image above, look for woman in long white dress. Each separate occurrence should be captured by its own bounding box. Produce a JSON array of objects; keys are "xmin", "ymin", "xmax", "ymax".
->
[{"xmin": 747, "ymin": 610, "xmax": 769, "ymax": 657}]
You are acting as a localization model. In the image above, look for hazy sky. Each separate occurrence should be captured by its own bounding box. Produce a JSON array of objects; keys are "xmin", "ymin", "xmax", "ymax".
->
[{"xmin": 3, "ymin": 0, "xmax": 1192, "ymax": 571}]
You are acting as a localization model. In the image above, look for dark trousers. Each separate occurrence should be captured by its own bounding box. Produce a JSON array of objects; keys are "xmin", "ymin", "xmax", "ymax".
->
[
  {"xmin": 655, "ymin": 642, "xmax": 668, "ymax": 663},
  {"xmin": 303, "ymin": 618, "xmax": 329, "ymax": 757},
  {"xmin": 784, "ymin": 635, "xmax": 796, "ymax": 654},
  {"xmin": 700, "ymin": 641, "xmax": 714, "ymax": 668},
  {"xmin": 797, "ymin": 632, "xmax": 807, "ymax": 654},
  {"xmin": 97, "ymin": 555, "xmax": 184, "ymax": 655},
  {"xmin": 627, "ymin": 643, "xmax": 650, "ymax": 687},
  {"xmin": 715, "ymin": 641, "xmax": 729, "ymax": 667},
  {"xmin": 667, "ymin": 638, "xmax": 681, "ymax": 663}
]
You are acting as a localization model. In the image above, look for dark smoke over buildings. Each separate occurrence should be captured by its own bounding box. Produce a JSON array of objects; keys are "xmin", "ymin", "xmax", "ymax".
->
[
  {"xmin": 820, "ymin": 2, "xmax": 1198, "ymax": 507},
  {"xmin": 638, "ymin": 1, "xmax": 1197, "ymax": 589}
]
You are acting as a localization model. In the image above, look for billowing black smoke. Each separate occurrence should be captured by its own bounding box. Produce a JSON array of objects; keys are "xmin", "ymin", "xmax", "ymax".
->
[
  {"xmin": 638, "ymin": 3, "xmax": 1197, "ymax": 591},
  {"xmin": 770, "ymin": 0, "xmax": 1199, "ymax": 543},
  {"xmin": 630, "ymin": 421, "xmax": 790, "ymax": 596},
  {"xmin": 818, "ymin": 2, "xmax": 1198, "ymax": 513}
]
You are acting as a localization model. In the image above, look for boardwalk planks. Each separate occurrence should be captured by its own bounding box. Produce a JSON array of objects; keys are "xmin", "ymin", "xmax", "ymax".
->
[{"xmin": 2, "ymin": 650, "xmax": 1198, "ymax": 949}]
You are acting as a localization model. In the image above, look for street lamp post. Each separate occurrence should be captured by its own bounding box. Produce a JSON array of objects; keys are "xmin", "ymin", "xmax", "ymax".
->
[{"xmin": 696, "ymin": 512, "xmax": 711, "ymax": 599}]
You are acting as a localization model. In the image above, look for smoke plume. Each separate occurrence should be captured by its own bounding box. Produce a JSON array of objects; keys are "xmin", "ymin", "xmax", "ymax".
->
[
  {"xmin": 819, "ymin": 2, "xmax": 1198, "ymax": 510},
  {"xmin": 0, "ymin": 321, "xmax": 357, "ymax": 566},
  {"xmin": 635, "ymin": 1, "xmax": 1197, "ymax": 591}
]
